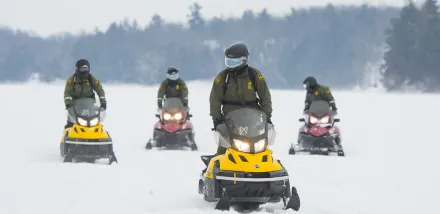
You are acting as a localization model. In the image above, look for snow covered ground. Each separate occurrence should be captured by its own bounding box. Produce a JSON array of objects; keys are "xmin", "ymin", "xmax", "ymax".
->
[{"xmin": 0, "ymin": 81, "xmax": 438, "ymax": 214}]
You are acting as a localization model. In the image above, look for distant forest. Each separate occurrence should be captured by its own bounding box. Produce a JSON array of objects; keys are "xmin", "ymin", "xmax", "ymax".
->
[{"xmin": 0, "ymin": 1, "xmax": 438, "ymax": 91}]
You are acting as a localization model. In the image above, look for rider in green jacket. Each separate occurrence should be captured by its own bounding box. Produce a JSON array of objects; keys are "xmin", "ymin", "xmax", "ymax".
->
[{"xmin": 64, "ymin": 59, "xmax": 106, "ymax": 128}]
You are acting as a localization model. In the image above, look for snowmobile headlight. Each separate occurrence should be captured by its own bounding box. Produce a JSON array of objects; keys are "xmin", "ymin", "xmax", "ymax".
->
[
  {"xmin": 320, "ymin": 116, "xmax": 329, "ymax": 124},
  {"xmin": 89, "ymin": 117, "xmax": 99, "ymax": 126},
  {"xmin": 163, "ymin": 113, "xmax": 171, "ymax": 120},
  {"xmin": 254, "ymin": 139, "xmax": 266, "ymax": 153},
  {"xmin": 77, "ymin": 117, "xmax": 87, "ymax": 126},
  {"xmin": 174, "ymin": 112, "xmax": 183, "ymax": 120},
  {"xmin": 233, "ymin": 139, "xmax": 250, "ymax": 153},
  {"xmin": 310, "ymin": 116, "xmax": 318, "ymax": 124}
]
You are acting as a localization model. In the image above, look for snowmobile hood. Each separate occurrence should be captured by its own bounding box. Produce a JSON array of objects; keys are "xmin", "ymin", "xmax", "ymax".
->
[
  {"xmin": 205, "ymin": 148, "xmax": 284, "ymax": 177},
  {"xmin": 62, "ymin": 123, "xmax": 112, "ymax": 144}
]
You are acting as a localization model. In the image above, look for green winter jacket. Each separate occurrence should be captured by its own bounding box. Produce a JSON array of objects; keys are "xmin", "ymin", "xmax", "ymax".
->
[
  {"xmin": 157, "ymin": 79, "xmax": 188, "ymax": 107},
  {"xmin": 64, "ymin": 74, "xmax": 106, "ymax": 107},
  {"xmin": 209, "ymin": 67, "xmax": 272, "ymax": 122},
  {"xmin": 304, "ymin": 84, "xmax": 336, "ymax": 110}
]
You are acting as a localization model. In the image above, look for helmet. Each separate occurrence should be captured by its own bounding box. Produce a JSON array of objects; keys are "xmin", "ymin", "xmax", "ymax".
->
[
  {"xmin": 75, "ymin": 59, "xmax": 90, "ymax": 79},
  {"xmin": 303, "ymin": 76, "xmax": 317, "ymax": 91},
  {"xmin": 224, "ymin": 42, "xmax": 249, "ymax": 72},
  {"xmin": 166, "ymin": 66, "xmax": 179, "ymax": 81}
]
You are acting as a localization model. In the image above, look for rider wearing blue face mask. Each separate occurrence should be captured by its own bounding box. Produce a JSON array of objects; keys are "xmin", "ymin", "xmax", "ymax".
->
[{"xmin": 157, "ymin": 67, "xmax": 189, "ymax": 108}]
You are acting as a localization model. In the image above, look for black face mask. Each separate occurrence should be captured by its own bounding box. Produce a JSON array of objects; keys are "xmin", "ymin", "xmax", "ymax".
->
[
  {"xmin": 76, "ymin": 66, "xmax": 90, "ymax": 79},
  {"xmin": 227, "ymin": 64, "xmax": 248, "ymax": 75},
  {"xmin": 76, "ymin": 71, "xmax": 89, "ymax": 80}
]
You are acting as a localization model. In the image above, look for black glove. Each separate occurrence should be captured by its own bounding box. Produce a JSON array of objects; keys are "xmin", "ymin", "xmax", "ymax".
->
[
  {"xmin": 330, "ymin": 103, "xmax": 337, "ymax": 111},
  {"xmin": 213, "ymin": 119, "xmax": 223, "ymax": 130},
  {"xmin": 267, "ymin": 118, "xmax": 273, "ymax": 126},
  {"xmin": 101, "ymin": 102, "xmax": 107, "ymax": 110},
  {"xmin": 65, "ymin": 104, "xmax": 73, "ymax": 109}
]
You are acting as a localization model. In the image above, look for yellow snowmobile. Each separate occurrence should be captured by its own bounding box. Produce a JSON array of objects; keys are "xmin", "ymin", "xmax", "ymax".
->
[
  {"xmin": 59, "ymin": 98, "xmax": 117, "ymax": 164},
  {"xmin": 198, "ymin": 108, "xmax": 300, "ymax": 211}
]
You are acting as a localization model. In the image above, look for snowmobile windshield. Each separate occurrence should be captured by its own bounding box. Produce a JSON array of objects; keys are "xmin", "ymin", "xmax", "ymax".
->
[
  {"xmin": 223, "ymin": 108, "xmax": 268, "ymax": 153},
  {"xmin": 162, "ymin": 98, "xmax": 185, "ymax": 112},
  {"xmin": 309, "ymin": 101, "xmax": 331, "ymax": 117},
  {"xmin": 224, "ymin": 108, "xmax": 267, "ymax": 138},
  {"xmin": 73, "ymin": 98, "xmax": 100, "ymax": 118}
]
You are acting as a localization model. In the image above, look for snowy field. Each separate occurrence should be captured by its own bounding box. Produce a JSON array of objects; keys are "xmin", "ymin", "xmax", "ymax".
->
[{"xmin": 0, "ymin": 81, "xmax": 439, "ymax": 214}]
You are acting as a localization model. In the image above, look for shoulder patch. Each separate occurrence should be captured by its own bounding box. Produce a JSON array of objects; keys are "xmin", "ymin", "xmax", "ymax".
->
[
  {"xmin": 94, "ymin": 79, "xmax": 99, "ymax": 85},
  {"xmin": 176, "ymin": 84, "xmax": 180, "ymax": 90},
  {"xmin": 67, "ymin": 77, "xmax": 73, "ymax": 84},
  {"xmin": 326, "ymin": 89, "xmax": 331, "ymax": 94},
  {"xmin": 215, "ymin": 75, "xmax": 222, "ymax": 84},
  {"xmin": 257, "ymin": 73, "xmax": 264, "ymax": 80},
  {"xmin": 314, "ymin": 91, "xmax": 319, "ymax": 96}
]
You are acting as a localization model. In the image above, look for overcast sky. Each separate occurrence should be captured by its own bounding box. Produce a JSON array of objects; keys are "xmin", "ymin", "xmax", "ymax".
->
[{"xmin": 0, "ymin": 0, "xmax": 405, "ymax": 37}]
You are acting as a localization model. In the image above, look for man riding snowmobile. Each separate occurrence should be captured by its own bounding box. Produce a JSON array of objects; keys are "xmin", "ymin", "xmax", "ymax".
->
[
  {"xmin": 64, "ymin": 59, "xmax": 107, "ymax": 129},
  {"xmin": 303, "ymin": 76, "xmax": 337, "ymax": 112},
  {"xmin": 209, "ymin": 42, "xmax": 273, "ymax": 156},
  {"xmin": 157, "ymin": 67, "xmax": 189, "ymax": 109},
  {"xmin": 289, "ymin": 76, "xmax": 344, "ymax": 156}
]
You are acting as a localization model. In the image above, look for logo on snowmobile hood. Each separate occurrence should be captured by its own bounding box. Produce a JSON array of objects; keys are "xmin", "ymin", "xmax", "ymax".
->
[
  {"xmin": 81, "ymin": 109, "xmax": 90, "ymax": 116},
  {"xmin": 254, "ymin": 164, "xmax": 260, "ymax": 168},
  {"xmin": 239, "ymin": 126, "xmax": 248, "ymax": 135}
]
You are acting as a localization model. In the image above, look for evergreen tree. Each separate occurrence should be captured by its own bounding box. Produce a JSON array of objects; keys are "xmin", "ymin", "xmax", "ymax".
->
[
  {"xmin": 382, "ymin": 1, "xmax": 422, "ymax": 90},
  {"xmin": 188, "ymin": 3, "xmax": 205, "ymax": 31},
  {"xmin": 419, "ymin": 0, "xmax": 440, "ymax": 90},
  {"xmin": 382, "ymin": 0, "xmax": 440, "ymax": 91}
]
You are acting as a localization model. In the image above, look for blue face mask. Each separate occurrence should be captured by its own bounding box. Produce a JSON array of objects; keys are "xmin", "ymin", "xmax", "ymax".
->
[
  {"xmin": 225, "ymin": 56, "xmax": 246, "ymax": 68},
  {"xmin": 167, "ymin": 73, "xmax": 179, "ymax": 81}
]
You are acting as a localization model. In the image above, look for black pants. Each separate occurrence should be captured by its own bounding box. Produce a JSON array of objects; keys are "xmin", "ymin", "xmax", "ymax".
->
[
  {"xmin": 216, "ymin": 146, "xmax": 227, "ymax": 155},
  {"xmin": 202, "ymin": 146, "xmax": 227, "ymax": 173}
]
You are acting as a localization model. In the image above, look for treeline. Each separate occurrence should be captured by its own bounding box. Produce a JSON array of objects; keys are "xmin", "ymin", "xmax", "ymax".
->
[
  {"xmin": 0, "ymin": 3, "xmax": 399, "ymax": 89},
  {"xmin": 382, "ymin": 0, "xmax": 440, "ymax": 92}
]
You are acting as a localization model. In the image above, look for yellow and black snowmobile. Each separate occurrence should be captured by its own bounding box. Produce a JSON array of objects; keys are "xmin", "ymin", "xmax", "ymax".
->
[
  {"xmin": 59, "ymin": 98, "xmax": 117, "ymax": 164},
  {"xmin": 198, "ymin": 108, "xmax": 300, "ymax": 211}
]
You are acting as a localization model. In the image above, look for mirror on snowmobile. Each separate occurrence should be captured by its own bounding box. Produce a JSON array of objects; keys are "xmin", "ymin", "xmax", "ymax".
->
[
  {"xmin": 299, "ymin": 118, "xmax": 305, "ymax": 122},
  {"xmin": 189, "ymin": 114, "xmax": 193, "ymax": 118},
  {"xmin": 155, "ymin": 114, "xmax": 160, "ymax": 118},
  {"xmin": 334, "ymin": 118, "xmax": 340, "ymax": 123}
]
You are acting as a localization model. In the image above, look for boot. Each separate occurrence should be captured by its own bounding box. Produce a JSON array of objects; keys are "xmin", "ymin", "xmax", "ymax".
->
[{"xmin": 202, "ymin": 147, "xmax": 227, "ymax": 173}]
